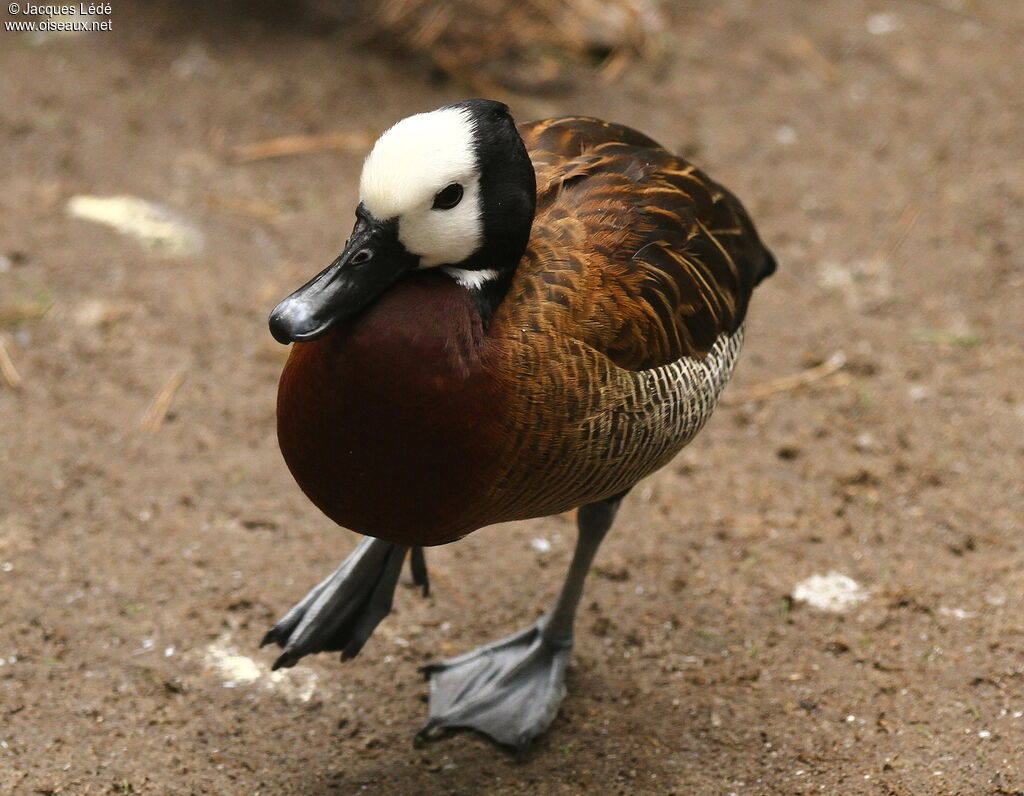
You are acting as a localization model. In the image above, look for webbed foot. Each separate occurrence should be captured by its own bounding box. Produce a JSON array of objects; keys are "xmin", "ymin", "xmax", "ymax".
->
[
  {"xmin": 417, "ymin": 618, "xmax": 569, "ymax": 751},
  {"xmin": 261, "ymin": 538, "xmax": 426, "ymax": 669}
]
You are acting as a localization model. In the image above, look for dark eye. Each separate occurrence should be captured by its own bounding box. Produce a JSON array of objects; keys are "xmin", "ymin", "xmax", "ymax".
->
[{"xmin": 432, "ymin": 183, "xmax": 463, "ymax": 210}]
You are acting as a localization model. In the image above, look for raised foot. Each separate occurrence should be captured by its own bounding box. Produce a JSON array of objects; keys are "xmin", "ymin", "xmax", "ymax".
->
[
  {"xmin": 261, "ymin": 538, "xmax": 426, "ymax": 670},
  {"xmin": 417, "ymin": 619, "xmax": 570, "ymax": 751}
]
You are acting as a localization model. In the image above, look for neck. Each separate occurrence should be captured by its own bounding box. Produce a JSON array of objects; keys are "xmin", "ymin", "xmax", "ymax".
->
[
  {"xmin": 438, "ymin": 171, "xmax": 535, "ymax": 326},
  {"xmin": 440, "ymin": 265, "xmax": 516, "ymax": 326},
  {"xmin": 449, "ymin": 104, "xmax": 537, "ymax": 326}
]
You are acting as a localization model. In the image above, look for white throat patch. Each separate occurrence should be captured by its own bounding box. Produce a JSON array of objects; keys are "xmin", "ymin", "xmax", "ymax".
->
[
  {"xmin": 359, "ymin": 107, "xmax": 483, "ymax": 268},
  {"xmin": 441, "ymin": 267, "xmax": 499, "ymax": 290}
]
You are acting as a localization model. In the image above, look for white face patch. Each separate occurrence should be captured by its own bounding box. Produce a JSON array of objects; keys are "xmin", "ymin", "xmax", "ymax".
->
[{"xmin": 359, "ymin": 107, "xmax": 483, "ymax": 268}]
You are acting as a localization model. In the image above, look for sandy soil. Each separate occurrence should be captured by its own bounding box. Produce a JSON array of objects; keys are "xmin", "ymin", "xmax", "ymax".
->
[{"xmin": 2, "ymin": 1, "xmax": 1023, "ymax": 793}]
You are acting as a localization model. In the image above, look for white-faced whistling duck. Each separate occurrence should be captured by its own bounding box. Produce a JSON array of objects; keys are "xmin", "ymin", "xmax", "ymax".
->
[{"xmin": 263, "ymin": 99, "xmax": 776, "ymax": 750}]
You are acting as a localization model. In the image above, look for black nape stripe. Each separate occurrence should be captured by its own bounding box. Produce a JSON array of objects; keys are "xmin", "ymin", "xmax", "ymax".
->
[
  {"xmin": 441, "ymin": 99, "xmax": 538, "ymax": 327},
  {"xmin": 467, "ymin": 268, "xmax": 516, "ymax": 327}
]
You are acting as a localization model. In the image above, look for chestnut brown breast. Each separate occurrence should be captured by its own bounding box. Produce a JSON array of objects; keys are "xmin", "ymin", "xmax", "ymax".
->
[{"xmin": 276, "ymin": 271, "xmax": 512, "ymax": 546}]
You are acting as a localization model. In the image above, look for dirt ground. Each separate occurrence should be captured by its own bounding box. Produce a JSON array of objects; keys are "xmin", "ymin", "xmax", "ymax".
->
[{"xmin": 2, "ymin": 1, "xmax": 1023, "ymax": 793}]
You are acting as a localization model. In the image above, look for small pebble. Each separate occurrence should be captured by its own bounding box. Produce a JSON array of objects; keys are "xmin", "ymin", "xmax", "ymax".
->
[
  {"xmin": 793, "ymin": 572, "xmax": 868, "ymax": 613},
  {"xmin": 531, "ymin": 537, "xmax": 552, "ymax": 553},
  {"xmin": 774, "ymin": 125, "xmax": 797, "ymax": 145},
  {"xmin": 867, "ymin": 13, "xmax": 901, "ymax": 35}
]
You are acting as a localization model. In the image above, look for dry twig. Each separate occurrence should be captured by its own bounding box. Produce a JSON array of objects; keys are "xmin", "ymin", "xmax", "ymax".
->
[
  {"xmin": 0, "ymin": 335, "xmax": 22, "ymax": 390},
  {"xmin": 229, "ymin": 131, "xmax": 377, "ymax": 163},
  {"xmin": 789, "ymin": 35, "xmax": 840, "ymax": 84},
  {"xmin": 721, "ymin": 352, "xmax": 847, "ymax": 406},
  {"xmin": 203, "ymin": 195, "xmax": 281, "ymax": 220},
  {"xmin": 140, "ymin": 370, "xmax": 185, "ymax": 433},
  {"xmin": 872, "ymin": 204, "xmax": 919, "ymax": 265},
  {"xmin": 369, "ymin": 0, "xmax": 662, "ymax": 94},
  {"xmin": 0, "ymin": 298, "xmax": 52, "ymax": 327}
]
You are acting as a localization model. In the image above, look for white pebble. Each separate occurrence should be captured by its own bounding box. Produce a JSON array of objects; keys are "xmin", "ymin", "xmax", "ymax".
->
[
  {"xmin": 908, "ymin": 385, "xmax": 930, "ymax": 401},
  {"xmin": 938, "ymin": 606, "xmax": 976, "ymax": 620},
  {"xmin": 774, "ymin": 125, "xmax": 797, "ymax": 145},
  {"xmin": 867, "ymin": 13, "xmax": 901, "ymax": 35},
  {"xmin": 793, "ymin": 572, "xmax": 868, "ymax": 613}
]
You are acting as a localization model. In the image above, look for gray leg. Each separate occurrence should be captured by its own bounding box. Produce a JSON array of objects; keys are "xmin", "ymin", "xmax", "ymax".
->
[
  {"xmin": 261, "ymin": 538, "xmax": 427, "ymax": 669},
  {"xmin": 418, "ymin": 491, "xmax": 627, "ymax": 750}
]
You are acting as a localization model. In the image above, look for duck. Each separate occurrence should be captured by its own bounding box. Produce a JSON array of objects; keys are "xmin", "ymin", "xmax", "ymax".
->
[{"xmin": 262, "ymin": 99, "xmax": 775, "ymax": 751}]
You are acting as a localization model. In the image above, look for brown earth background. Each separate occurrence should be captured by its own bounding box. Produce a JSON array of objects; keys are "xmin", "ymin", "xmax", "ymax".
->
[{"xmin": 1, "ymin": 1, "xmax": 1023, "ymax": 794}]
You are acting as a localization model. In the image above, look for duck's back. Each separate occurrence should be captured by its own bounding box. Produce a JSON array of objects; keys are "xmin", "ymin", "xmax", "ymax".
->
[{"xmin": 481, "ymin": 117, "xmax": 775, "ymax": 521}]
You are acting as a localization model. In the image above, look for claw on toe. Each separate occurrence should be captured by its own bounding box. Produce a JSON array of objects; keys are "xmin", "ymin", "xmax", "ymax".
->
[
  {"xmin": 260, "ymin": 627, "xmax": 285, "ymax": 649},
  {"xmin": 270, "ymin": 648, "xmax": 301, "ymax": 671}
]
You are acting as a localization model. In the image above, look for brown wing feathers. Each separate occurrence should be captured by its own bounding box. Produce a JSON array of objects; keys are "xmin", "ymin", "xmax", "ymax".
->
[{"xmin": 516, "ymin": 117, "xmax": 775, "ymax": 372}]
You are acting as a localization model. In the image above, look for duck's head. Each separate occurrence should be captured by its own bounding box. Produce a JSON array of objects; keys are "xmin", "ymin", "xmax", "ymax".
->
[{"xmin": 269, "ymin": 99, "xmax": 536, "ymax": 344}]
